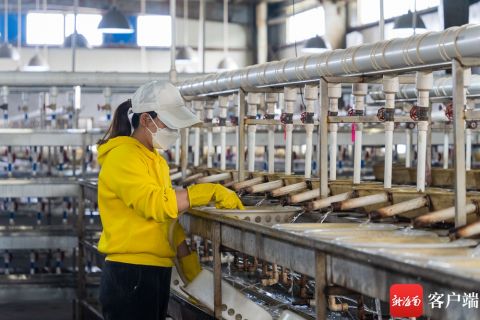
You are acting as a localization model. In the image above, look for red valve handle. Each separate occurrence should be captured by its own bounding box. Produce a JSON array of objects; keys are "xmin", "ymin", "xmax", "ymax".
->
[
  {"xmin": 444, "ymin": 102, "xmax": 453, "ymax": 121},
  {"xmin": 409, "ymin": 106, "xmax": 418, "ymax": 121},
  {"xmin": 377, "ymin": 107, "xmax": 386, "ymax": 121}
]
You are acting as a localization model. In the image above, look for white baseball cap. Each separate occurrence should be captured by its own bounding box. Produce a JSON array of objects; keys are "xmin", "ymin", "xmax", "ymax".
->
[{"xmin": 131, "ymin": 80, "xmax": 201, "ymax": 129}]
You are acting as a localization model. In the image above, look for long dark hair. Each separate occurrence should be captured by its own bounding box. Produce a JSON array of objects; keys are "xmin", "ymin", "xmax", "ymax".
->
[{"xmin": 97, "ymin": 100, "xmax": 157, "ymax": 145}]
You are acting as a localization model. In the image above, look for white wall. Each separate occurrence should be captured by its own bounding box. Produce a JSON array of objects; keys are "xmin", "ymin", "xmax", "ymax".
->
[{"xmin": 0, "ymin": 19, "xmax": 252, "ymax": 73}]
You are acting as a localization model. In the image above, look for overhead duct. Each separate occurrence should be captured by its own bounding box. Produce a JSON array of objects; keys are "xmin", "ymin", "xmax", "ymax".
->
[
  {"xmin": 178, "ymin": 25, "xmax": 480, "ymax": 96},
  {"xmin": 0, "ymin": 71, "xmax": 203, "ymax": 87},
  {"xmin": 369, "ymin": 74, "xmax": 480, "ymax": 100}
]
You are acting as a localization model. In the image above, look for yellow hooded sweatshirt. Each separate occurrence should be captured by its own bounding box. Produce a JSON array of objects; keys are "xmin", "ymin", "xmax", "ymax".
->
[{"xmin": 97, "ymin": 136, "xmax": 183, "ymax": 267}]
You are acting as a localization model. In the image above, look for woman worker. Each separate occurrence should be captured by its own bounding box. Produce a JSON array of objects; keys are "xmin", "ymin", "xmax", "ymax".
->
[{"xmin": 96, "ymin": 81, "xmax": 244, "ymax": 320}]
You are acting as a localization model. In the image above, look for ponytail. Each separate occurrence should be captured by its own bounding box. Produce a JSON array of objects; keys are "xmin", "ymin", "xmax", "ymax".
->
[{"xmin": 97, "ymin": 100, "xmax": 157, "ymax": 145}]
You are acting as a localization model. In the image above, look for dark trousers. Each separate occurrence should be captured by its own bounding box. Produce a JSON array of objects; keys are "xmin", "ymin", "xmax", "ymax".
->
[{"xmin": 99, "ymin": 260, "xmax": 172, "ymax": 320}]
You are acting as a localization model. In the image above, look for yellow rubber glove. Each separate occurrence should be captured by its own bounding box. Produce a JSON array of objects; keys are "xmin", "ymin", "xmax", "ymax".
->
[
  {"xmin": 169, "ymin": 221, "xmax": 202, "ymax": 284},
  {"xmin": 187, "ymin": 183, "xmax": 245, "ymax": 209},
  {"xmin": 178, "ymin": 251, "xmax": 202, "ymax": 283}
]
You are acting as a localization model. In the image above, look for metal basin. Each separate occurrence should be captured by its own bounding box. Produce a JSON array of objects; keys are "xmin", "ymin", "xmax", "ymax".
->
[
  {"xmin": 201, "ymin": 206, "xmax": 301, "ymax": 226},
  {"xmin": 239, "ymin": 195, "xmax": 280, "ymax": 206},
  {"xmin": 272, "ymin": 222, "xmax": 398, "ymax": 233},
  {"xmin": 335, "ymin": 233, "xmax": 477, "ymax": 249},
  {"xmin": 375, "ymin": 247, "xmax": 476, "ymax": 259},
  {"xmin": 427, "ymin": 258, "xmax": 480, "ymax": 278}
]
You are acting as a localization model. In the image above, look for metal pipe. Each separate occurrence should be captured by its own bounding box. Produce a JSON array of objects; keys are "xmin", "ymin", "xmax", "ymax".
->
[
  {"xmin": 232, "ymin": 176, "xmax": 264, "ymax": 191},
  {"xmin": 307, "ymin": 191, "xmax": 354, "ymax": 211},
  {"xmin": 169, "ymin": 0, "xmax": 177, "ymax": 82},
  {"xmin": 332, "ymin": 192, "xmax": 389, "ymax": 211},
  {"xmin": 328, "ymin": 83, "xmax": 341, "ymax": 181},
  {"xmin": 1, "ymin": 86, "xmax": 8, "ymax": 126},
  {"xmin": 270, "ymin": 182, "xmax": 307, "ymax": 198},
  {"xmin": 175, "ymin": 135, "xmax": 181, "ymax": 166},
  {"xmin": 328, "ymin": 296, "xmax": 349, "ymax": 312},
  {"xmin": 265, "ymin": 93, "xmax": 277, "ymax": 174},
  {"xmin": 219, "ymin": 96, "xmax": 229, "ymax": 170},
  {"xmin": 284, "ymin": 87, "xmax": 296, "ymax": 175},
  {"xmin": 465, "ymin": 70, "xmax": 473, "ymax": 171},
  {"xmin": 71, "ymin": 0, "xmax": 78, "ymax": 72},
  {"xmin": 6, "ymin": 146, "xmax": 13, "ymax": 177},
  {"xmin": 466, "ymin": 126, "xmax": 472, "ymax": 170},
  {"xmin": 205, "ymin": 102, "xmax": 214, "ymax": 168},
  {"xmin": 450, "ymin": 219, "xmax": 480, "ymax": 239},
  {"xmin": 406, "ymin": 127, "xmax": 412, "ymax": 168},
  {"xmin": 197, "ymin": 0, "xmax": 205, "ymax": 73},
  {"xmin": 181, "ymin": 128, "xmax": 189, "ymax": 176},
  {"xmin": 416, "ymin": 71, "xmax": 433, "ymax": 192},
  {"xmin": 256, "ymin": 1, "xmax": 268, "ymax": 64},
  {"xmin": 31, "ymin": 146, "xmax": 38, "ymax": 176},
  {"xmin": 246, "ymin": 180, "xmax": 283, "ymax": 194},
  {"xmin": 370, "ymin": 75, "xmax": 480, "ymax": 100},
  {"xmin": 0, "ymin": 71, "xmax": 202, "ymax": 87},
  {"xmin": 58, "ymin": 146, "xmax": 65, "ymax": 175},
  {"xmin": 453, "ymin": 59, "xmax": 467, "ymax": 227},
  {"xmin": 417, "ymin": 121, "xmax": 428, "ymax": 191},
  {"xmin": 196, "ymin": 172, "xmax": 232, "ymax": 184},
  {"xmin": 237, "ymin": 90, "xmax": 246, "ymax": 181},
  {"xmin": 182, "ymin": 172, "xmax": 205, "ymax": 185},
  {"xmin": 370, "ymin": 196, "xmax": 429, "ymax": 219},
  {"xmin": 170, "ymin": 169, "xmax": 192, "ymax": 181},
  {"xmin": 319, "ymin": 79, "xmax": 329, "ymax": 198},
  {"xmin": 288, "ymin": 188, "xmax": 321, "ymax": 204},
  {"xmin": 178, "ymin": 25, "xmax": 480, "ymax": 96},
  {"xmin": 352, "ymin": 83, "xmax": 367, "ymax": 184},
  {"xmin": 193, "ymin": 101, "xmax": 203, "ymax": 166},
  {"xmin": 414, "ymin": 203, "xmax": 477, "ymax": 227},
  {"xmin": 247, "ymin": 93, "xmax": 260, "ymax": 172},
  {"xmin": 222, "ymin": 0, "xmax": 228, "ymax": 57},
  {"xmin": 304, "ymin": 84, "xmax": 318, "ymax": 179},
  {"xmin": 379, "ymin": 0, "xmax": 385, "ymax": 40},
  {"xmin": 383, "ymin": 76, "xmax": 399, "ymax": 189},
  {"xmin": 443, "ymin": 130, "xmax": 449, "ymax": 169}
]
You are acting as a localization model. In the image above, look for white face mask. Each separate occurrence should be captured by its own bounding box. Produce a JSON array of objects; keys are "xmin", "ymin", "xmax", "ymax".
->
[{"xmin": 146, "ymin": 115, "xmax": 179, "ymax": 149}]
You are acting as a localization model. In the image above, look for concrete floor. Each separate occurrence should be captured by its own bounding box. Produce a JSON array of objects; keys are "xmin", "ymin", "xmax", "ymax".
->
[{"xmin": 0, "ymin": 301, "xmax": 72, "ymax": 320}]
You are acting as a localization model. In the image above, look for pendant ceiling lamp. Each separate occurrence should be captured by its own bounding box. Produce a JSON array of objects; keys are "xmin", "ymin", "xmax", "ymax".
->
[
  {"xmin": 176, "ymin": 0, "xmax": 196, "ymax": 63},
  {"xmin": 98, "ymin": 4, "xmax": 133, "ymax": 34},
  {"xmin": 64, "ymin": 33, "xmax": 90, "ymax": 48},
  {"xmin": 217, "ymin": 0, "xmax": 237, "ymax": 71},
  {"xmin": 24, "ymin": 0, "xmax": 49, "ymax": 71},
  {"xmin": 393, "ymin": 10, "xmax": 426, "ymax": 30},
  {"xmin": 176, "ymin": 46, "xmax": 196, "ymax": 62},
  {"xmin": 302, "ymin": 35, "xmax": 331, "ymax": 54},
  {"xmin": 0, "ymin": 0, "xmax": 19, "ymax": 60},
  {"xmin": 393, "ymin": 0, "xmax": 427, "ymax": 38},
  {"xmin": 24, "ymin": 52, "xmax": 49, "ymax": 71}
]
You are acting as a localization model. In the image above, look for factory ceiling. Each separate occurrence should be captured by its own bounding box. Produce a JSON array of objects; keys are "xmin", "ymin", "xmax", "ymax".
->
[{"xmin": 0, "ymin": 0, "xmax": 266, "ymax": 25}]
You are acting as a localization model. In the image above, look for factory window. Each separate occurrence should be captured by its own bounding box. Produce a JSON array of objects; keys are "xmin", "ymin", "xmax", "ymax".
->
[
  {"xmin": 357, "ymin": 0, "xmax": 380, "ymax": 24},
  {"xmin": 65, "ymin": 14, "xmax": 103, "ymax": 46},
  {"xmin": 136, "ymin": 15, "xmax": 171, "ymax": 47},
  {"xmin": 358, "ymin": 0, "xmax": 439, "ymax": 24},
  {"xmin": 26, "ymin": 12, "xmax": 64, "ymax": 45},
  {"xmin": 286, "ymin": 7, "xmax": 325, "ymax": 44}
]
